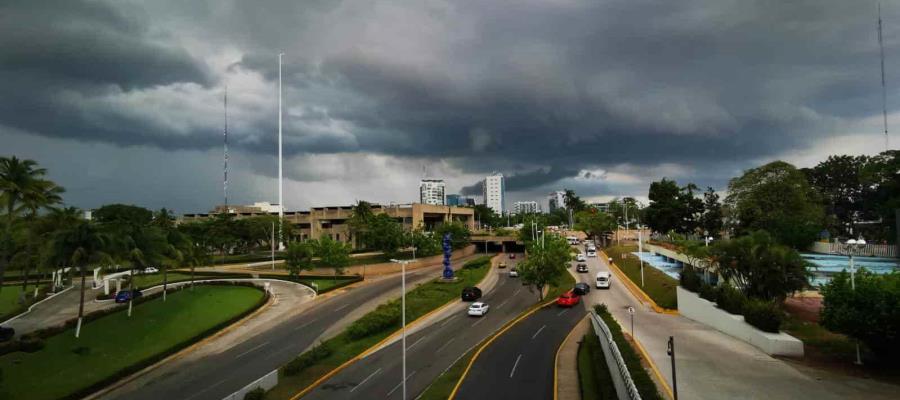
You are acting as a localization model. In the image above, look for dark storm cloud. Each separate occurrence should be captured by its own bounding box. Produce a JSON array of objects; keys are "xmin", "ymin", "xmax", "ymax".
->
[{"xmin": 1, "ymin": 0, "xmax": 898, "ymax": 198}]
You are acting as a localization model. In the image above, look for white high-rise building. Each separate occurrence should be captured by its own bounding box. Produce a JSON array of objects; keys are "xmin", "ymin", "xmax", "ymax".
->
[
  {"xmin": 483, "ymin": 173, "xmax": 505, "ymax": 214},
  {"xmin": 419, "ymin": 179, "xmax": 446, "ymax": 205},
  {"xmin": 513, "ymin": 201, "xmax": 538, "ymax": 214},
  {"xmin": 548, "ymin": 190, "xmax": 566, "ymax": 212}
]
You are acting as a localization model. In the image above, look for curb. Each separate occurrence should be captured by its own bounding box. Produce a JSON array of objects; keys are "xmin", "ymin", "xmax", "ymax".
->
[
  {"xmin": 554, "ymin": 314, "xmax": 588, "ymax": 400},
  {"xmin": 627, "ymin": 330, "xmax": 675, "ymax": 400},
  {"xmin": 1, "ymin": 285, "xmax": 75, "ymax": 325},
  {"xmin": 600, "ymin": 250, "xmax": 679, "ymax": 315}
]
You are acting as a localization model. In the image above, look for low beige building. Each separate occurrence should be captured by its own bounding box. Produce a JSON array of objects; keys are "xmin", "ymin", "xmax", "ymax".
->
[{"xmin": 181, "ymin": 203, "xmax": 475, "ymax": 249}]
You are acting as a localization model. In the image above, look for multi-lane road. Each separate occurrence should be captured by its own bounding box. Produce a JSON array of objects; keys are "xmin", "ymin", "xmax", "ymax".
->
[{"xmin": 303, "ymin": 254, "xmax": 536, "ymax": 400}]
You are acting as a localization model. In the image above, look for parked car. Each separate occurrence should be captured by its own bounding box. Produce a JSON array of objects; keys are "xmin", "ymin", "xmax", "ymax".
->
[
  {"xmin": 461, "ymin": 286, "xmax": 482, "ymax": 301},
  {"xmin": 556, "ymin": 290, "xmax": 581, "ymax": 307},
  {"xmin": 574, "ymin": 282, "xmax": 591, "ymax": 295},
  {"xmin": 509, "ymin": 253, "xmax": 516, "ymax": 259},
  {"xmin": 576, "ymin": 263, "xmax": 589, "ymax": 273},
  {"xmin": 143, "ymin": 267, "xmax": 159, "ymax": 274},
  {"xmin": 0, "ymin": 326, "xmax": 14, "ymax": 342},
  {"xmin": 467, "ymin": 302, "xmax": 490, "ymax": 316},
  {"xmin": 575, "ymin": 253, "xmax": 586, "ymax": 262},
  {"xmin": 499, "ymin": 261, "xmax": 507, "ymax": 268},
  {"xmin": 595, "ymin": 271, "xmax": 611, "ymax": 289},
  {"xmin": 509, "ymin": 268, "xmax": 519, "ymax": 277},
  {"xmin": 115, "ymin": 289, "xmax": 143, "ymax": 303}
]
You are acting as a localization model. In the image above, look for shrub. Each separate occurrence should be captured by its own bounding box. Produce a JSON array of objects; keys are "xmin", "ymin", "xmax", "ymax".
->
[
  {"xmin": 594, "ymin": 303, "xmax": 608, "ymax": 315},
  {"xmin": 821, "ymin": 270, "xmax": 900, "ymax": 361},
  {"xmin": 243, "ymin": 387, "xmax": 265, "ymax": 400},
  {"xmin": 679, "ymin": 266, "xmax": 702, "ymax": 292},
  {"xmin": 0, "ymin": 337, "xmax": 45, "ymax": 356},
  {"xmin": 698, "ymin": 283, "xmax": 718, "ymax": 302},
  {"xmin": 462, "ymin": 256, "xmax": 491, "ymax": 270},
  {"xmin": 345, "ymin": 302, "xmax": 401, "ymax": 340},
  {"xmin": 283, "ymin": 342, "xmax": 333, "ymax": 376},
  {"xmin": 716, "ymin": 285, "xmax": 746, "ymax": 315},
  {"xmin": 743, "ymin": 299, "xmax": 782, "ymax": 333}
]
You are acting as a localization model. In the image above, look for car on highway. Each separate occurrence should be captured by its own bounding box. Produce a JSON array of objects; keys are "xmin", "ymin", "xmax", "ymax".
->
[
  {"xmin": 556, "ymin": 290, "xmax": 581, "ymax": 307},
  {"xmin": 595, "ymin": 271, "xmax": 611, "ymax": 289},
  {"xmin": 115, "ymin": 289, "xmax": 143, "ymax": 303},
  {"xmin": 508, "ymin": 268, "xmax": 519, "ymax": 277},
  {"xmin": 573, "ymin": 282, "xmax": 591, "ymax": 295},
  {"xmin": 575, "ymin": 253, "xmax": 586, "ymax": 262},
  {"xmin": 467, "ymin": 302, "xmax": 490, "ymax": 316},
  {"xmin": 576, "ymin": 263, "xmax": 588, "ymax": 273},
  {"xmin": 499, "ymin": 261, "xmax": 507, "ymax": 268},
  {"xmin": 509, "ymin": 253, "xmax": 516, "ymax": 259},
  {"xmin": 587, "ymin": 249, "xmax": 597, "ymax": 258},
  {"xmin": 0, "ymin": 326, "xmax": 14, "ymax": 342},
  {"xmin": 461, "ymin": 286, "xmax": 482, "ymax": 301}
]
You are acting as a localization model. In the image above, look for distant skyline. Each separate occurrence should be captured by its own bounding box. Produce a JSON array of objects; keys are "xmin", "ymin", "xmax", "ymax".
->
[{"xmin": 1, "ymin": 0, "xmax": 897, "ymax": 214}]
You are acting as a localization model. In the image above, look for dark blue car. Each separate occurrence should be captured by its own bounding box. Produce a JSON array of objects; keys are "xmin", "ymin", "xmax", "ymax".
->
[{"xmin": 115, "ymin": 289, "xmax": 143, "ymax": 303}]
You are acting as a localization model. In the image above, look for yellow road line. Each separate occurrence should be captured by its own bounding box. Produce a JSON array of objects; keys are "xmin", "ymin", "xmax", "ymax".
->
[{"xmin": 629, "ymin": 331, "xmax": 675, "ymax": 400}]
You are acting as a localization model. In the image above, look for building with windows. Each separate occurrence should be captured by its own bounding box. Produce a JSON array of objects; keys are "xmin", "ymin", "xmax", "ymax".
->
[
  {"xmin": 419, "ymin": 179, "xmax": 446, "ymax": 205},
  {"xmin": 590, "ymin": 202, "xmax": 612, "ymax": 213},
  {"xmin": 513, "ymin": 201, "xmax": 539, "ymax": 214},
  {"xmin": 548, "ymin": 191, "xmax": 566, "ymax": 212},
  {"xmin": 447, "ymin": 194, "xmax": 476, "ymax": 207},
  {"xmin": 483, "ymin": 173, "xmax": 505, "ymax": 214}
]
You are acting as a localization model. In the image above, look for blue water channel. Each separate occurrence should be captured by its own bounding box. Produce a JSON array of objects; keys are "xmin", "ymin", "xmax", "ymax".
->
[{"xmin": 630, "ymin": 252, "xmax": 682, "ymax": 280}]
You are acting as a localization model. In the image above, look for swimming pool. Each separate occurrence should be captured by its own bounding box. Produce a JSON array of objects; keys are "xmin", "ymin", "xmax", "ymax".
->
[
  {"xmin": 630, "ymin": 252, "xmax": 682, "ymax": 280},
  {"xmin": 802, "ymin": 253, "xmax": 899, "ymax": 287}
]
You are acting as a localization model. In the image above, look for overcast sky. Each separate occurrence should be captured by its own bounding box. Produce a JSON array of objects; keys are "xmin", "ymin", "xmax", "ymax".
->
[{"xmin": 1, "ymin": 0, "xmax": 898, "ymax": 213}]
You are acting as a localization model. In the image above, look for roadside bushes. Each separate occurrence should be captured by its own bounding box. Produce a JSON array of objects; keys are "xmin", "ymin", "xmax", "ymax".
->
[
  {"xmin": 682, "ymin": 278, "xmax": 782, "ymax": 332},
  {"xmin": 742, "ymin": 299, "xmax": 782, "ymax": 333},
  {"xmin": 715, "ymin": 285, "xmax": 746, "ymax": 315},
  {"xmin": 462, "ymin": 256, "xmax": 491, "ymax": 269},
  {"xmin": 698, "ymin": 283, "xmax": 718, "ymax": 302},
  {"xmin": 345, "ymin": 302, "xmax": 401, "ymax": 340},
  {"xmin": 283, "ymin": 342, "xmax": 333, "ymax": 376},
  {"xmin": 679, "ymin": 266, "xmax": 702, "ymax": 292},
  {"xmin": 593, "ymin": 304, "xmax": 663, "ymax": 400}
]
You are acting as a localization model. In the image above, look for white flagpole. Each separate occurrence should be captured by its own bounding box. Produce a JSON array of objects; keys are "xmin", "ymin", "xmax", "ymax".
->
[{"xmin": 278, "ymin": 53, "xmax": 285, "ymax": 250}]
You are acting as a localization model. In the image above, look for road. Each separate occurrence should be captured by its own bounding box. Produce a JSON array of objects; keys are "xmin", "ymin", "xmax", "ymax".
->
[
  {"xmin": 302, "ymin": 254, "xmax": 538, "ymax": 400},
  {"xmin": 101, "ymin": 256, "xmax": 483, "ymax": 400},
  {"xmin": 454, "ymin": 275, "xmax": 585, "ymax": 399},
  {"xmin": 578, "ymin": 248, "xmax": 900, "ymax": 400}
]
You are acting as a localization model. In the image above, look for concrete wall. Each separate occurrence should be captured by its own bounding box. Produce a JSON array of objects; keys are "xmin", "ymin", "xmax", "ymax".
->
[
  {"xmin": 223, "ymin": 369, "xmax": 278, "ymax": 400},
  {"xmin": 676, "ymin": 286, "xmax": 804, "ymax": 357}
]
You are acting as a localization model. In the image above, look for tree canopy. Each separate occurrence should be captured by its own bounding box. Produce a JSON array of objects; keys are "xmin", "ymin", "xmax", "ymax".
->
[
  {"xmin": 709, "ymin": 230, "xmax": 809, "ymax": 300},
  {"xmin": 518, "ymin": 234, "xmax": 571, "ymax": 300}
]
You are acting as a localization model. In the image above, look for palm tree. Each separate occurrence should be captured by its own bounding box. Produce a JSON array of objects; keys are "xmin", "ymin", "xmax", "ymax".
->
[
  {"xmin": 49, "ymin": 221, "xmax": 112, "ymax": 338},
  {"xmin": 0, "ymin": 156, "xmax": 52, "ymax": 291},
  {"xmin": 15, "ymin": 180, "xmax": 65, "ymax": 301}
]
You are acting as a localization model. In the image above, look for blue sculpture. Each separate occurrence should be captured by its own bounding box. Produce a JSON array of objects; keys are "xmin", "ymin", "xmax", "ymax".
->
[{"xmin": 442, "ymin": 233, "xmax": 454, "ymax": 279}]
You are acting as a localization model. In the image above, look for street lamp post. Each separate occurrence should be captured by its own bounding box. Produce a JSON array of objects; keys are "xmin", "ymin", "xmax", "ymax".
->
[
  {"xmin": 843, "ymin": 238, "xmax": 866, "ymax": 365},
  {"xmin": 637, "ymin": 226, "xmax": 644, "ymax": 287},
  {"xmin": 390, "ymin": 259, "xmax": 410, "ymax": 399},
  {"xmin": 667, "ymin": 336, "xmax": 678, "ymax": 400},
  {"xmin": 628, "ymin": 306, "xmax": 635, "ymax": 336}
]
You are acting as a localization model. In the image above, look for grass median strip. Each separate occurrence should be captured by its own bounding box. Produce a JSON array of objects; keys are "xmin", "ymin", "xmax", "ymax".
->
[
  {"xmin": 604, "ymin": 245, "xmax": 678, "ymax": 309},
  {"xmin": 264, "ymin": 256, "xmax": 494, "ymax": 400},
  {"xmin": 0, "ymin": 285, "xmax": 265, "ymax": 400},
  {"xmin": 594, "ymin": 304, "xmax": 664, "ymax": 400},
  {"xmin": 578, "ymin": 332, "xmax": 618, "ymax": 400}
]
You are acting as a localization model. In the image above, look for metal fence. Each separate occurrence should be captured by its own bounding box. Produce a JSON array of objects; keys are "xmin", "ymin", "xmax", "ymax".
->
[
  {"xmin": 222, "ymin": 369, "xmax": 278, "ymax": 400},
  {"xmin": 810, "ymin": 241, "xmax": 897, "ymax": 258},
  {"xmin": 590, "ymin": 311, "xmax": 641, "ymax": 400}
]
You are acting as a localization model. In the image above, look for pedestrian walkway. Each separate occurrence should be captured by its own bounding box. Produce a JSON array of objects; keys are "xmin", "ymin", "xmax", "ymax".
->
[{"xmin": 557, "ymin": 315, "xmax": 589, "ymax": 400}]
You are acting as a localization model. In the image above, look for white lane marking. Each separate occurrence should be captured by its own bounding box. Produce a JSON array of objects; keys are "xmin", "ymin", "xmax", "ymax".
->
[
  {"xmin": 350, "ymin": 368, "xmax": 382, "ymax": 393},
  {"xmin": 235, "ymin": 341, "xmax": 270, "ymax": 359},
  {"xmin": 386, "ymin": 370, "xmax": 418, "ymax": 397},
  {"xmin": 496, "ymin": 299, "xmax": 510, "ymax": 309},
  {"xmin": 557, "ymin": 308, "xmax": 569, "ymax": 317},
  {"xmin": 184, "ymin": 378, "xmax": 228, "ymax": 400},
  {"xmin": 471, "ymin": 316, "xmax": 487, "ymax": 327},
  {"xmin": 509, "ymin": 354, "xmax": 523, "ymax": 378},
  {"xmin": 407, "ymin": 335, "xmax": 426, "ymax": 350},
  {"xmin": 335, "ymin": 303, "xmax": 350, "ymax": 312},
  {"xmin": 293, "ymin": 318, "xmax": 318, "ymax": 331},
  {"xmin": 435, "ymin": 337, "xmax": 456, "ymax": 353},
  {"xmin": 439, "ymin": 315, "xmax": 458, "ymax": 328},
  {"xmin": 531, "ymin": 324, "xmax": 546, "ymax": 340},
  {"xmin": 513, "ymin": 288, "xmax": 522, "ymax": 297}
]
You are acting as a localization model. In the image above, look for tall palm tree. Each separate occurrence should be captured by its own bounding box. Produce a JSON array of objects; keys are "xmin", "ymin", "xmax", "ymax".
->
[
  {"xmin": 49, "ymin": 220, "xmax": 112, "ymax": 338},
  {"xmin": 0, "ymin": 156, "xmax": 51, "ymax": 291},
  {"xmin": 15, "ymin": 180, "xmax": 65, "ymax": 301}
]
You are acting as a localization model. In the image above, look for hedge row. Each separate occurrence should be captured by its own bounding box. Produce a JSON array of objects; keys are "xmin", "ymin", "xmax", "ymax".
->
[
  {"xmin": 680, "ymin": 267, "xmax": 782, "ymax": 333},
  {"xmin": 283, "ymin": 342, "xmax": 333, "ymax": 376},
  {"xmin": 462, "ymin": 256, "xmax": 492, "ymax": 270},
  {"xmin": 593, "ymin": 304, "xmax": 663, "ymax": 400}
]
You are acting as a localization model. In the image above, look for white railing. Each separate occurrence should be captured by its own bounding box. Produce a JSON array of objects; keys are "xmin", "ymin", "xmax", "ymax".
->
[
  {"xmin": 590, "ymin": 311, "xmax": 641, "ymax": 400},
  {"xmin": 810, "ymin": 242, "xmax": 898, "ymax": 258},
  {"xmin": 222, "ymin": 369, "xmax": 278, "ymax": 400}
]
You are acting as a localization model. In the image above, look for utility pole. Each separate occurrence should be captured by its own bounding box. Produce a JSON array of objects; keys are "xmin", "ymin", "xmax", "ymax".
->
[
  {"xmin": 668, "ymin": 336, "xmax": 678, "ymax": 400},
  {"xmin": 278, "ymin": 52, "xmax": 285, "ymax": 251}
]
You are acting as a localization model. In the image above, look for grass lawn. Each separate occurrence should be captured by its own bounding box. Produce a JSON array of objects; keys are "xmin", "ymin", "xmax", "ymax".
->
[
  {"xmin": 0, "ymin": 284, "xmax": 42, "ymax": 320},
  {"xmin": 265, "ymin": 256, "xmax": 493, "ymax": 400},
  {"xmin": 578, "ymin": 333, "xmax": 618, "ymax": 400},
  {"xmin": 0, "ymin": 285, "xmax": 265, "ymax": 400},
  {"xmin": 603, "ymin": 245, "xmax": 678, "ymax": 309}
]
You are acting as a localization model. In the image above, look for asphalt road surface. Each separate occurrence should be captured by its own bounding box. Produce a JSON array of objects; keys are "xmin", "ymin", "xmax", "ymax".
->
[
  {"xmin": 302, "ymin": 254, "xmax": 538, "ymax": 400},
  {"xmin": 454, "ymin": 288, "xmax": 586, "ymax": 399},
  {"xmin": 102, "ymin": 258, "xmax": 477, "ymax": 400}
]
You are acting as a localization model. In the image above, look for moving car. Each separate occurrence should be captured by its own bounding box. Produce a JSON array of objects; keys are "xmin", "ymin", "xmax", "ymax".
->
[
  {"xmin": 143, "ymin": 267, "xmax": 159, "ymax": 274},
  {"xmin": 556, "ymin": 290, "xmax": 581, "ymax": 307},
  {"xmin": 461, "ymin": 286, "xmax": 482, "ymax": 301},
  {"xmin": 509, "ymin": 253, "xmax": 516, "ymax": 259},
  {"xmin": 587, "ymin": 249, "xmax": 597, "ymax": 258},
  {"xmin": 499, "ymin": 261, "xmax": 507, "ymax": 268},
  {"xmin": 576, "ymin": 263, "xmax": 589, "ymax": 273},
  {"xmin": 595, "ymin": 271, "xmax": 611, "ymax": 289},
  {"xmin": 0, "ymin": 326, "xmax": 14, "ymax": 342},
  {"xmin": 575, "ymin": 253, "xmax": 586, "ymax": 262},
  {"xmin": 574, "ymin": 282, "xmax": 591, "ymax": 295},
  {"xmin": 467, "ymin": 302, "xmax": 490, "ymax": 316},
  {"xmin": 115, "ymin": 289, "xmax": 143, "ymax": 303},
  {"xmin": 509, "ymin": 268, "xmax": 519, "ymax": 277}
]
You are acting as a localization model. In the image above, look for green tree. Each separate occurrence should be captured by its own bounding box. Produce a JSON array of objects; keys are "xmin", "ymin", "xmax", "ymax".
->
[
  {"xmin": 472, "ymin": 204, "xmax": 500, "ymax": 228},
  {"xmin": 564, "ymin": 189, "xmax": 588, "ymax": 213},
  {"xmin": 725, "ymin": 161, "xmax": 825, "ymax": 248},
  {"xmin": 861, "ymin": 150, "xmax": 900, "ymax": 243},
  {"xmin": 518, "ymin": 234, "xmax": 571, "ymax": 300},
  {"xmin": 366, "ymin": 214, "xmax": 405, "ymax": 257},
  {"xmin": 709, "ymin": 231, "xmax": 809, "ymax": 301},
  {"xmin": 644, "ymin": 179, "xmax": 682, "ymax": 234},
  {"xmin": 285, "ymin": 241, "xmax": 316, "ymax": 278},
  {"xmin": 574, "ymin": 208, "xmax": 616, "ymax": 242},
  {"xmin": 315, "ymin": 236, "xmax": 351, "ymax": 280},
  {"xmin": 408, "ymin": 228, "xmax": 440, "ymax": 257},
  {"xmin": 434, "ymin": 221, "xmax": 471, "ymax": 249},
  {"xmin": 348, "ymin": 200, "xmax": 376, "ymax": 249},
  {"xmin": 820, "ymin": 270, "xmax": 900, "ymax": 361},
  {"xmin": 700, "ymin": 187, "xmax": 723, "ymax": 238}
]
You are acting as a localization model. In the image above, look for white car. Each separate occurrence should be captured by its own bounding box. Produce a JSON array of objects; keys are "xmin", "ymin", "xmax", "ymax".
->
[
  {"xmin": 587, "ymin": 250, "xmax": 597, "ymax": 258},
  {"xmin": 509, "ymin": 268, "xmax": 519, "ymax": 277},
  {"xmin": 576, "ymin": 253, "xmax": 586, "ymax": 262},
  {"xmin": 595, "ymin": 271, "xmax": 611, "ymax": 289},
  {"xmin": 143, "ymin": 267, "xmax": 159, "ymax": 274},
  {"xmin": 468, "ymin": 302, "xmax": 490, "ymax": 316}
]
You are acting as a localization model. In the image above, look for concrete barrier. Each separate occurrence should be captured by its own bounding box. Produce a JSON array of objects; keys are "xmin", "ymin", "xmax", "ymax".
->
[
  {"xmin": 676, "ymin": 286, "xmax": 804, "ymax": 357},
  {"xmin": 590, "ymin": 311, "xmax": 641, "ymax": 400},
  {"xmin": 222, "ymin": 369, "xmax": 278, "ymax": 400}
]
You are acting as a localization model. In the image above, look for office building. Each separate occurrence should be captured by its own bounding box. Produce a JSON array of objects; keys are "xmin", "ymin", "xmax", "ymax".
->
[
  {"xmin": 513, "ymin": 201, "xmax": 539, "ymax": 214},
  {"xmin": 419, "ymin": 179, "xmax": 446, "ymax": 205},
  {"xmin": 483, "ymin": 173, "xmax": 505, "ymax": 214},
  {"xmin": 548, "ymin": 191, "xmax": 566, "ymax": 212},
  {"xmin": 447, "ymin": 194, "xmax": 462, "ymax": 206}
]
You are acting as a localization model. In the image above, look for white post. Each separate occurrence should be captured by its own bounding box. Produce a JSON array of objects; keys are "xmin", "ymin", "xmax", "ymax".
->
[
  {"xmin": 278, "ymin": 52, "xmax": 285, "ymax": 250},
  {"xmin": 116, "ymin": 279, "xmax": 121, "ymax": 293},
  {"xmin": 104, "ymin": 279, "xmax": 110, "ymax": 295},
  {"xmin": 75, "ymin": 318, "xmax": 82, "ymax": 338}
]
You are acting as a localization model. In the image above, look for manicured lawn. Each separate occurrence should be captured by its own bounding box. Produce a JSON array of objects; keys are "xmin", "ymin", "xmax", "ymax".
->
[
  {"xmin": 604, "ymin": 245, "xmax": 678, "ymax": 309},
  {"xmin": 265, "ymin": 256, "xmax": 493, "ymax": 399},
  {"xmin": 0, "ymin": 284, "xmax": 42, "ymax": 320},
  {"xmin": 578, "ymin": 333, "xmax": 618, "ymax": 400},
  {"xmin": 128, "ymin": 272, "xmax": 208, "ymax": 289},
  {"xmin": 0, "ymin": 285, "xmax": 265, "ymax": 400}
]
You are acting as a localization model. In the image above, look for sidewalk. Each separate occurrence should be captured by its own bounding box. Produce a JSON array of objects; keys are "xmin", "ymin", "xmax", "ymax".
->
[{"xmin": 557, "ymin": 315, "xmax": 589, "ymax": 400}]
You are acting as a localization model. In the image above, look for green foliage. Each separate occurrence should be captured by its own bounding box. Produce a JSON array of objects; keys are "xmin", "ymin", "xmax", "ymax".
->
[
  {"xmin": 742, "ymin": 298, "xmax": 782, "ymax": 333},
  {"xmin": 462, "ymin": 256, "xmax": 491, "ymax": 269},
  {"xmin": 472, "ymin": 204, "xmax": 501, "ymax": 228},
  {"xmin": 92, "ymin": 204, "xmax": 153, "ymax": 227},
  {"xmin": 408, "ymin": 229, "xmax": 441, "ymax": 257},
  {"xmin": 434, "ymin": 221, "xmax": 470, "ymax": 250},
  {"xmin": 575, "ymin": 209, "xmax": 616, "ymax": 239},
  {"xmin": 698, "ymin": 283, "xmax": 718, "ymax": 302},
  {"xmin": 725, "ymin": 161, "xmax": 825, "ymax": 248},
  {"xmin": 716, "ymin": 284, "xmax": 746, "ymax": 315},
  {"xmin": 709, "ymin": 231, "xmax": 809, "ymax": 301},
  {"xmin": 700, "ymin": 187, "xmax": 723, "ymax": 238},
  {"xmin": 605, "ymin": 245, "xmax": 678, "ymax": 309},
  {"xmin": 564, "ymin": 189, "xmax": 588, "ymax": 213},
  {"xmin": 243, "ymin": 387, "xmax": 266, "ymax": 400},
  {"xmin": 346, "ymin": 302, "xmax": 402, "ymax": 340},
  {"xmin": 284, "ymin": 241, "xmax": 315, "ymax": 278},
  {"xmin": 518, "ymin": 234, "xmax": 571, "ymax": 300},
  {"xmin": 283, "ymin": 342, "xmax": 334, "ymax": 376},
  {"xmin": 366, "ymin": 214, "xmax": 405, "ymax": 257},
  {"xmin": 644, "ymin": 178, "xmax": 704, "ymax": 235},
  {"xmin": 313, "ymin": 236, "xmax": 351, "ymax": 276},
  {"xmin": 820, "ymin": 270, "xmax": 900, "ymax": 361},
  {"xmin": 578, "ymin": 333, "xmax": 618, "ymax": 400},
  {"xmin": 679, "ymin": 266, "xmax": 702, "ymax": 292},
  {"xmin": 593, "ymin": 304, "xmax": 663, "ymax": 400}
]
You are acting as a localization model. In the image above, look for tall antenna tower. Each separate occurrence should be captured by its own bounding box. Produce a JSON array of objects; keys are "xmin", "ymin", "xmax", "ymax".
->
[
  {"xmin": 879, "ymin": 3, "xmax": 889, "ymax": 151},
  {"xmin": 224, "ymin": 86, "xmax": 229, "ymax": 208}
]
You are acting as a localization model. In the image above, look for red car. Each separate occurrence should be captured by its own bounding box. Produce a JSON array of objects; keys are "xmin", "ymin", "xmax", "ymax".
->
[{"xmin": 556, "ymin": 290, "xmax": 581, "ymax": 307}]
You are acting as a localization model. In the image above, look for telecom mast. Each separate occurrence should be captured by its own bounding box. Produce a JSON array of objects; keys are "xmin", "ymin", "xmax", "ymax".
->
[
  {"xmin": 879, "ymin": 3, "xmax": 889, "ymax": 150},
  {"xmin": 223, "ymin": 86, "xmax": 229, "ymax": 209}
]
